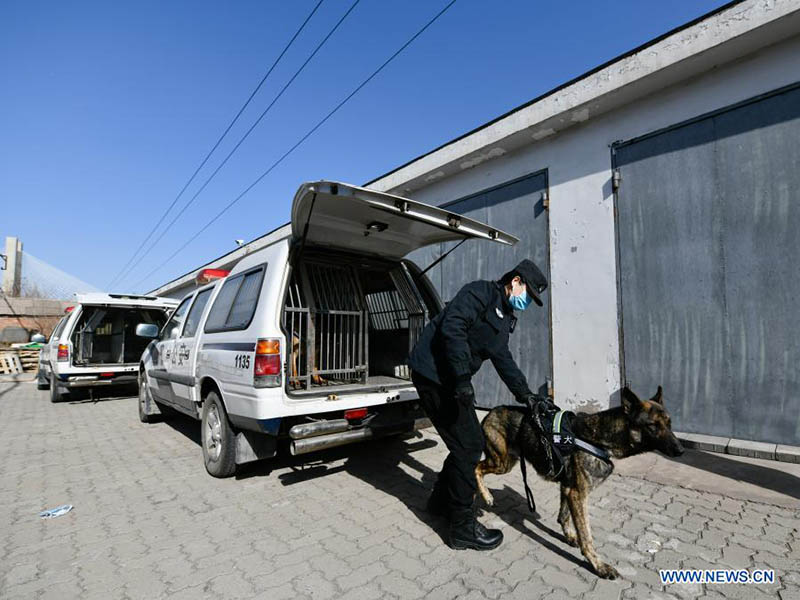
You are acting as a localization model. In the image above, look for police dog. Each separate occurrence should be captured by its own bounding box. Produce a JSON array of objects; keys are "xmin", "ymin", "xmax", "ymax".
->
[{"xmin": 475, "ymin": 386, "xmax": 684, "ymax": 579}]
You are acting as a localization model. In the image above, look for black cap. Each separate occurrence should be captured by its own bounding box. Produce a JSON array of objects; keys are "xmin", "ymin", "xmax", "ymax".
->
[{"xmin": 502, "ymin": 259, "xmax": 548, "ymax": 306}]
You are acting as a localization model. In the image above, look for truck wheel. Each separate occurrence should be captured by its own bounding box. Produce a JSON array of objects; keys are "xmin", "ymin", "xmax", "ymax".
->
[
  {"xmin": 49, "ymin": 376, "xmax": 63, "ymax": 403},
  {"xmin": 36, "ymin": 367, "xmax": 49, "ymax": 390},
  {"xmin": 138, "ymin": 371, "xmax": 158, "ymax": 423},
  {"xmin": 202, "ymin": 392, "xmax": 236, "ymax": 478}
]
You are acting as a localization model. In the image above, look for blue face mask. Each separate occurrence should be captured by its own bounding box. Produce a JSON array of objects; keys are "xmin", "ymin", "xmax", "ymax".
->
[{"xmin": 509, "ymin": 289, "xmax": 532, "ymax": 311}]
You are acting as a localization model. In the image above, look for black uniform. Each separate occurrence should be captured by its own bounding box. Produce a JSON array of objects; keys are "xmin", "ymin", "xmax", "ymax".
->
[{"xmin": 408, "ymin": 279, "xmax": 533, "ymax": 520}]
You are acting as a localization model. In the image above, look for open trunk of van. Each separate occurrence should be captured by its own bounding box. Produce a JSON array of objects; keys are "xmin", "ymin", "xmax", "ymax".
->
[
  {"xmin": 71, "ymin": 306, "xmax": 168, "ymax": 366},
  {"xmin": 283, "ymin": 251, "xmax": 436, "ymax": 395},
  {"xmin": 283, "ymin": 181, "xmax": 519, "ymax": 396}
]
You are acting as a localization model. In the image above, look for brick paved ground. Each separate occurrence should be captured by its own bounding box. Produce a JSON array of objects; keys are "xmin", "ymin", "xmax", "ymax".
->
[{"xmin": 1, "ymin": 379, "xmax": 798, "ymax": 599}]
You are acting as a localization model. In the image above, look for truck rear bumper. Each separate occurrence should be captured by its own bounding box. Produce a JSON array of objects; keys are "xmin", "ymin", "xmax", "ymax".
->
[
  {"xmin": 289, "ymin": 416, "xmax": 431, "ymax": 455},
  {"xmin": 59, "ymin": 374, "xmax": 138, "ymax": 388}
]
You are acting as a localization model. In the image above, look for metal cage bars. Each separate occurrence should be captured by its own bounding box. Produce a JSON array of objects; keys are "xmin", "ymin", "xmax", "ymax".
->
[{"xmin": 283, "ymin": 260, "xmax": 428, "ymax": 389}]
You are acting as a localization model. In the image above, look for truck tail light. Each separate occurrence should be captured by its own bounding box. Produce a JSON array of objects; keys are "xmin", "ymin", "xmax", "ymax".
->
[
  {"xmin": 254, "ymin": 338, "xmax": 281, "ymax": 388},
  {"xmin": 344, "ymin": 408, "xmax": 368, "ymax": 421},
  {"xmin": 57, "ymin": 344, "xmax": 69, "ymax": 362}
]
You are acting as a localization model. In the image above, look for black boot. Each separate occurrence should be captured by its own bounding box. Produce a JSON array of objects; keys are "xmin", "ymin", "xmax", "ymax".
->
[{"xmin": 448, "ymin": 513, "xmax": 503, "ymax": 551}]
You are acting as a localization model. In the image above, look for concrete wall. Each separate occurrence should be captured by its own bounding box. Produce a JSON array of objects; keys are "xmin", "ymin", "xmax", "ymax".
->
[
  {"xmin": 0, "ymin": 296, "xmax": 72, "ymax": 338},
  {"xmin": 380, "ymin": 34, "xmax": 800, "ymax": 412}
]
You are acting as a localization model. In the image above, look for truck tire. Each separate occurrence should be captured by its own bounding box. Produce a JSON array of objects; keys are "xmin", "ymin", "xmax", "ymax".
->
[
  {"xmin": 201, "ymin": 391, "xmax": 236, "ymax": 478},
  {"xmin": 36, "ymin": 366, "xmax": 49, "ymax": 390},
  {"xmin": 138, "ymin": 370, "xmax": 158, "ymax": 423},
  {"xmin": 49, "ymin": 376, "xmax": 64, "ymax": 403}
]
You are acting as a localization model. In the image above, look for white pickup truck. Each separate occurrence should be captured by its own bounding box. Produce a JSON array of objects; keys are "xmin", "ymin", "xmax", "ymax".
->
[
  {"xmin": 136, "ymin": 181, "xmax": 518, "ymax": 477},
  {"xmin": 37, "ymin": 293, "xmax": 178, "ymax": 402}
]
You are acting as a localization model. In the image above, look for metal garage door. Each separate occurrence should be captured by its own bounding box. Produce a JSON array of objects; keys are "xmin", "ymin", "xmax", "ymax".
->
[
  {"xmin": 409, "ymin": 171, "xmax": 552, "ymax": 408},
  {"xmin": 613, "ymin": 83, "xmax": 800, "ymax": 445}
]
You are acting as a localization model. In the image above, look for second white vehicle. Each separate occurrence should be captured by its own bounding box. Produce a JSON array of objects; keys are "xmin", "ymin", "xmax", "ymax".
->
[
  {"xmin": 137, "ymin": 181, "xmax": 519, "ymax": 477},
  {"xmin": 38, "ymin": 293, "xmax": 178, "ymax": 402}
]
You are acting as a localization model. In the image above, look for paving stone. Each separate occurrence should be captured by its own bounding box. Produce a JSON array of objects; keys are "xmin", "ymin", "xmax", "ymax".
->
[
  {"xmin": 714, "ymin": 583, "xmax": 782, "ymax": 600},
  {"xmin": 730, "ymin": 533, "xmax": 789, "ymax": 557},
  {"xmin": 779, "ymin": 585, "xmax": 800, "ymax": 600},
  {"xmin": 751, "ymin": 550, "xmax": 797, "ymax": 572},
  {"xmin": 706, "ymin": 518, "xmax": 743, "ymax": 535},
  {"xmin": 250, "ymin": 582, "xmax": 297, "ymax": 600},
  {"xmin": 294, "ymin": 570, "xmax": 340, "ymax": 600},
  {"xmin": 537, "ymin": 565, "xmax": 592, "ymax": 595},
  {"xmin": 720, "ymin": 543, "xmax": 753, "ymax": 568},
  {"xmin": 622, "ymin": 582, "xmax": 681, "ymax": 599},
  {"xmin": 459, "ymin": 590, "xmax": 491, "ymax": 600},
  {"xmin": 597, "ymin": 542, "xmax": 650, "ymax": 565},
  {"xmin": 379, "ymin": 571, "xmax": 426, "ymax": 600},
  {"xmin": 429, "ymin": 579, "xmax": 469, "ymax": 599},
  {"xmin": 458, "ymin": 571, "xmax": 510, "ymax": 600},
  {"xmin": 1, "ymin": 381, "xmax": 798, "ymax": 600},
  {"xmin": 590, "ymin": 577, "xmax": 630, "ymax": 600},
  {"xmin": 669, "ymin": 581, "xmax": 705, "ymax": 599},
  {"xmin": 336, "ymin": 561, "xmax": 384, "ymax": 591}
]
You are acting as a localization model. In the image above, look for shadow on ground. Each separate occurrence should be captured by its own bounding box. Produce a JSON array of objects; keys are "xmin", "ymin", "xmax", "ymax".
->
[
  {"xmin": 152, "ymin": 413, "xmax": 623, "ymax": 569},
  {"xmin": 163, "ymin": 412, "xmax": 202, "ymax": 446},
  {"xmin": 664, "ymin": 449, "xmax": 800, "ymax": 500},
  {"xmin": 233, "ymin": 433, "xmax": 451, "ymax": 543},
  {"xmin": 480, "ymin": 484, "xmax": 593, "ymax": 573},
  {"xmin": 236, "ymin": 432, "xmax": 591, "ymax": 559},
  {"xmin": 0, "ymin": 381, "xmax": 21, "ymax": 400},
  {"xmin": 64, "ymin": 383, "xmax": 140, "ymax": 404}
]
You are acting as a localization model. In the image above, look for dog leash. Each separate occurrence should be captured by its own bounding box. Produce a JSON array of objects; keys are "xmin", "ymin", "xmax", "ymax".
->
[
  {"xmin": 518, "ymin": 441, "xmax": 537, "ymax": 514},
  {"xmin": 519, "ymin": 400, "xmax": 561, "ymax": 514}
]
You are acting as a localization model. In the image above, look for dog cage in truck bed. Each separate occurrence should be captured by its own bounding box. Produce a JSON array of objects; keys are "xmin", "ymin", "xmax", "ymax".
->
[{"xmin": 283, "ymin": 259, "xmax": 428, "ymax": 391}]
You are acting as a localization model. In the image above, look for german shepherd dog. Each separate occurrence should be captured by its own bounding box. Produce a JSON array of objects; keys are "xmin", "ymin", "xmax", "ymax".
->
[{"xmin": 475, "ymin": 386, "xmax": 684, "ymax": 579}]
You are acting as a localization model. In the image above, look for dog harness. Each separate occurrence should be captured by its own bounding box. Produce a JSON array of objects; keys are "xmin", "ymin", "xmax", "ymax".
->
[
  {"xmin": 519, "ymin": 400, "xmax": 612, "ymax": 514},
  {"xmin": 551, "ymin": 410, "xmax": 611, "ymax": 463}
]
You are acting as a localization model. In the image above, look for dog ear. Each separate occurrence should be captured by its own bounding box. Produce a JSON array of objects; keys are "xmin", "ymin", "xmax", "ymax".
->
[
  {"xmin": 651, "ymin": 385, "xmax": 664, "ymax": 405},
  {"xmin": 621, "ymin": 386, "xmax": 641, "ymax": 415}
]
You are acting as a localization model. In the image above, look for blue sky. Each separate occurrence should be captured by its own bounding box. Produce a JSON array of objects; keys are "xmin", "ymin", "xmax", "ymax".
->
[{"xmin": 1, "ymin": 0, "xmax": 729, "ymax": 294}]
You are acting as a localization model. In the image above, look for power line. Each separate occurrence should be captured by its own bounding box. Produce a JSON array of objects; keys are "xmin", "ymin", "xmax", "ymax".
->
[
  {"xmin": 134, "ymin": 0, "xmax": 459, "ymax": 292},
  {"xmin": 116, "ymin": 0, "xmax": 361, "ymax": 290},
  {"xmin": 107, "ymin": 0, "xmax": 325, "ymax": 290}
]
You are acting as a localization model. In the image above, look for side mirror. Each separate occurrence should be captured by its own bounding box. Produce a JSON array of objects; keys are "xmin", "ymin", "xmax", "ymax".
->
[
  {"xmin": 31, "ymin": 333, "xmax": 47, "ymax": 343},
  {"xmin": 135, "ymin": 323, "xmax": 159, "ymax": 339}
]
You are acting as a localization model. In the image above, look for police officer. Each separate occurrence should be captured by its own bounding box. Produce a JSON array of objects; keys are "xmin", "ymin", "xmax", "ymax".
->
[{"xmin": 408, "ymin": 259, "xmax": 547, "ymax": 551}]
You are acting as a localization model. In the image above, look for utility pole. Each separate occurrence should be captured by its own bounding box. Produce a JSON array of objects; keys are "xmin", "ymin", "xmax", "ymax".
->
[{"xmin": 2, "ymin": 237, "xmax": 23, "ymax": 296}]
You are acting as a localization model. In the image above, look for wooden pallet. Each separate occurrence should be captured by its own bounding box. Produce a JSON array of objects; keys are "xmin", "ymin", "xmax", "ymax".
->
[
  {"xmin": 0, "ymin": 352, "xmax": 23, "ymax": 375},
  {"xmin": 17, "ymin": 349, "xmax": 41, "ymax": 373}
]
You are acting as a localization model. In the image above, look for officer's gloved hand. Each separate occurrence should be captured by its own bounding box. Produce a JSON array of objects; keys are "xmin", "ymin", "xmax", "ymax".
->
[
  {"xmin": 453, "ymin": 376, "xmax": 475, "ymax": 404},
  {"xmin": 518, "ymin": 392, "xmax": 547, "ymax": 413}
]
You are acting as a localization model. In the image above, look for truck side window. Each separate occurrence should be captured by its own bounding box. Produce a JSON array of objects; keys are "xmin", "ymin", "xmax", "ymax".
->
[
  {"xmin": 162, "ymin": 297, "xmax": 191, "ymax": 340},
  {"xmin": 51, "ymin": 317, "xmax": 68, "ymax": 341},
  {"xmin": 182, "ymin": 288, "xmax": 213, "ymax": 338},
  {"xmin": 204, "ymin": 266, "xmax": 265, "ymax": 333}
]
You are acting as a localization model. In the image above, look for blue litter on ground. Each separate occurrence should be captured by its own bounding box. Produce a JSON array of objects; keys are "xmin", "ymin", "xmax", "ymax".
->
[{"xmin": 39, "ymin": 504, "xmax": 73, "ymax": 519}]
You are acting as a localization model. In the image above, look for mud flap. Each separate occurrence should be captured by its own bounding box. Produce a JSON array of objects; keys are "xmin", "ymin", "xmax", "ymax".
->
[{"xmin": 235, "ymin": 430, "xmax": 277, "ymax": 465}]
